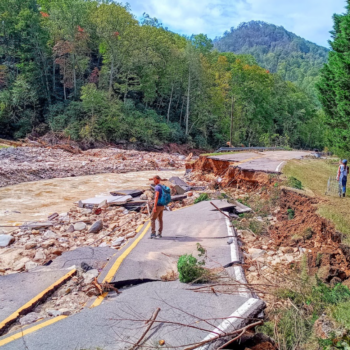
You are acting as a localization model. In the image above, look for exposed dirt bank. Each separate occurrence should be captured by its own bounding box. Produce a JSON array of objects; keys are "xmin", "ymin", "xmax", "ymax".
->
[
  {"xmin": 0, "ymin": 147, "xmax": 186, "ymax": 188},
  {"xmin": 190, "ymin": 155, "xmax": 272, "ymax": 189},
  {"xmin": 270, "ymin": 189, "xmax": 350, "ymax": 280}
]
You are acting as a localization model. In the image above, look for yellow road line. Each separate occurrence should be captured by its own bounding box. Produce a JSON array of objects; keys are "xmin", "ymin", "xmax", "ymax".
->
[
  {"xmin": 102, "ymin": 222, "xmax": 151, "ymax": 283},
  {"xmin": 89, "ymin": 292, "xmax": 108, "ymax": 309},
  {"xmin": 0, "ymin": 316, "xmax": 67, "ymax": 347},
  {"xmin": 90, "ymin": 221, "xmax": 151, "ymax": 308},
  {"xmin": 135, "ymin": 223, "xmax": 145, "ymax": 233},
  {"xmin": 0, "ymin": 223, "xmax": 150, "ymax": 345},
  {"xmin": 0, "ymin": 269, "xmax": 76, "ymax": 333}
]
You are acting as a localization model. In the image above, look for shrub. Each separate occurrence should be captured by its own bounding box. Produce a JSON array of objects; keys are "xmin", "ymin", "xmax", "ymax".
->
[
  {"xmin": 194, "ymin": 193, "xmax": 210, "ymax": 204},
  {"xmin": 287, "ymin": 208, "xmax": 295, "ymax": 220},
  {"xmin": 249, "ymin": 220, "xmax": 265, "ymax": 235},
  {"xmin": 331, "ymin": 300, "xmax": 350, "ymax": 329},
  {"xmin": 177, "ymin": 254, "xmax": 205, "ymax": 283},
  {"xmin": 303, "ymin": 227, "xmax": 313, "ymax": 239}
]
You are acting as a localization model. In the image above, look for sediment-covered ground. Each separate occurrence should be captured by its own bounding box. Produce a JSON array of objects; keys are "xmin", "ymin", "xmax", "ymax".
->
[{"xmin": 0, "ymin": 146, "xmax": 186, "ymax": 187}]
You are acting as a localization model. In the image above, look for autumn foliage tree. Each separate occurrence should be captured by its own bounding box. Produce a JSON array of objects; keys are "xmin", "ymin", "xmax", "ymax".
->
[{"xmin": 0, "ymin": 0, "xmax": 325, "ymax": 149}]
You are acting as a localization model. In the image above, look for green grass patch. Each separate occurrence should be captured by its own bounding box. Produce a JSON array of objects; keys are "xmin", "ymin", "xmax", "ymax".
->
[
  {"xmin": 200, "ymin": 151, "xmax": 238, "ymax": 157},
  {"xmin": 287, "ymin": 176, "xmax": 303, "ymax": 190},
  {"xmin": 249, "ymin": 220, "xmax": 265, "ymax": 235},
  {"xmin": 284, "ymin": 159, "xmax": 350, "ymax": 243},
  {"xmin": 331, "ymin": 300, "xmax": 350, "ymax": 329},
  {"xmin": 194, "ymin": 193, "xmax": 210, "ymax": 204}
]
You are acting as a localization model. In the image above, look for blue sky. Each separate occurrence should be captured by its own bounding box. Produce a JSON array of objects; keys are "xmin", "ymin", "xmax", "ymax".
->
[{"xmin": 126, "ymin": 0, "xmax": 346, "ymax": 47}]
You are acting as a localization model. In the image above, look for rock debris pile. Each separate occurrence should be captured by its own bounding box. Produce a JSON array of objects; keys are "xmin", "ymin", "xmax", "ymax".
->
[
  {"xmin": 0, "ymin": 147, "xmax": 185, "ymax": 187},
  {"xmin": 0, "ymin": 205, "xmax": 146, "ymax": 275}
]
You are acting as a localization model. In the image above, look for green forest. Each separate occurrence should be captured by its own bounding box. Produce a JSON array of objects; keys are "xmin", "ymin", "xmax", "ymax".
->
[
  {"xmin": 0, "ymin": 0, "xmax": 326, "ymax": 150},
  {"xmin": 215, "ymin": 21, "xmax": 329, "ymax": 102},
  {"xmin": 318, "ymin": 1, "xmax": 350, "ymax": 158}
]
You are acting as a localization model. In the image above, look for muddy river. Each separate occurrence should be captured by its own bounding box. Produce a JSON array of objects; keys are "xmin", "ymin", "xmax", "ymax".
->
[{"xmin": 0, "ymin": 170, "xmax": 183, "ymax": 230}]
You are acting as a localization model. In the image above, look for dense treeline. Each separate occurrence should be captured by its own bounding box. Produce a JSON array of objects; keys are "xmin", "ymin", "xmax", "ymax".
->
[
  {"xmin": 215, "ymin": 21, "xmax": 329, "ymax": 102},
  {"xmin": 318, "ymin": 1, "xmax": 350, "ymax": 157},
  {"xmin": 0, "ymin": 0, "xmax": 324, "ymax": 149}
]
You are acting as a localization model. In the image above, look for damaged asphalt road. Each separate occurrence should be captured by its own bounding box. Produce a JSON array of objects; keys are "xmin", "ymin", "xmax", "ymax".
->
[{"xmin": 0, "ymin": 200, "xmax": 265, "ymax": 349}]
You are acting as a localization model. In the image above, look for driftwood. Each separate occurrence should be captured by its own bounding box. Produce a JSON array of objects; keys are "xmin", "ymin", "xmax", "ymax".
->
[
  {"xmin": 210, "ymin": 201, "xmax": 231, "ymax": 219},
  {"xmin": 52, "ymin": 144, "xmax": 82, "ymax": 154},
  {"xmin": 210, "ymin": 201, "xmax": 239, "ymax": 237},
  {"xmin": 0, "ymin": 138, "xmax": 24, "ymax": 147},
  {"xmin": 92, "ymin": 278, "xmax": 121, "ymax": 295},
  {"xmin": 131, "ymin": 308, "xmax": 161, "ymax": 349}
]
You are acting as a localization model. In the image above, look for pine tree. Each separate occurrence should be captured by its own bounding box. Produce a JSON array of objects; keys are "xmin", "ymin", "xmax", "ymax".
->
[{"xmin": 317, "ymin": 2, "xmax": 350, "ymax": 156}]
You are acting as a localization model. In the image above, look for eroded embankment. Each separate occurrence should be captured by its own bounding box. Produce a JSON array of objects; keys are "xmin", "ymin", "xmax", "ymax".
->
[
  {"xmin": 190, "ymin": 156, "xmax": 272, "ymax": 188},
  {"xmin": 192, "ymin": 155, "xmax": 350, "ymax": 282},
  {"xmin": 270, "ymin": 189, "xmax": 350, "ymax": 280}
]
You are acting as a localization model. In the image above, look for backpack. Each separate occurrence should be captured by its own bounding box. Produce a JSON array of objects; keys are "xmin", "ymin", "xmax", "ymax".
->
[{"xmin": 158, "ymin": 185, "xmax": 171, "ymax": 206}]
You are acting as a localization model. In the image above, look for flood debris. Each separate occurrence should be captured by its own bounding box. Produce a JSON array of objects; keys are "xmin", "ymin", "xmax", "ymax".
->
[
  {"xmin": 110, "ymin": 189, "xmax": 143, "ymax": 197},
  {"xmin": 0, "ymin": 147, "xmax": 186, "ymax": 188},
  {"xmin": 79, "ymin": 195, "xmax": 133, "ymax": 207}
]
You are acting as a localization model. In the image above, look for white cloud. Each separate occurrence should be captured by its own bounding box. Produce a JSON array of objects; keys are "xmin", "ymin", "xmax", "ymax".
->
[{"xmin": 126, "ymin": 0, "xmax": 346, "ymax": 47}]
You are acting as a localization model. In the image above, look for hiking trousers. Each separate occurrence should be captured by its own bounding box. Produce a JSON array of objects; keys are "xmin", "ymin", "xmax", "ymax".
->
[
  {"xmin": 151, "ymin": 206, "xmax": 164, "ymax": 233},
  {"xmin": 340, "ymin": 176, "xmax": 348, "ymax": 194}
]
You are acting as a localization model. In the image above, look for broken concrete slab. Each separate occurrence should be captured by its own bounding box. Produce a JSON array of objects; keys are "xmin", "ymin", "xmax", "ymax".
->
[
  {"xmin": 37, "ymin": 247, "xmax": 116, "ymax": 271},
  {"xmin": 79, "ymin": 195, "xmax": 132, "ymax": 206},
  {"xmin": 0, "ymin": 281, "xmax": 265, "ymax": 350},
  {"xmin": 171, "ymin": 194, "xmax": 187, "ymax": 201},
  {"xmin": 169, "ymin": 176, "xmax": 190, "ymax": 188},
  {"xmin": 169, "ymin": 176, "xmax": 191, "ymax": 195},
  {"xmin": 110, "ymin": 189, "xmax": 143, "ymax": 197},
  {"xmin": 173, "ymin": 184, "xmax": 188, "ymax": 195},
  {"xmin": 207, "ymin": 199, "xmax": 251, "ymax": 214},
  {"xmin": 233, "ymin": 201, "xmax": 252, "ymax": 214},
  {"xmin": 23, "ymin": 222, "xmax": 53, "ymax": 230},
  {"xmin": 0, "ymin": 268, "xmax": 75, "ymax": 335},
  {"xmin": 104, "ymin": 200, "xmax": 235, "ymax": 286}
]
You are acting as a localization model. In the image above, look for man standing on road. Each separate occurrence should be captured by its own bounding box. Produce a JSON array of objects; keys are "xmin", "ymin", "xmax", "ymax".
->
[{"xmin": 151, "ymin": 175, "xmax": 164, "ymax": 239}]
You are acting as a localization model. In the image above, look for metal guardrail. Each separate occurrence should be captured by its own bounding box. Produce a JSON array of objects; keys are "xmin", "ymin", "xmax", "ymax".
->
[{"xmin": 214, "ymin": 147, "xmax": 284, "ymax": 153}]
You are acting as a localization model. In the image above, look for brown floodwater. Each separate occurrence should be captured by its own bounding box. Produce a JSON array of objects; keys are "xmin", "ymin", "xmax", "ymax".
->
[{"xmin": 0, "ymin": 170, "xmax": 183, "ymax": 231}]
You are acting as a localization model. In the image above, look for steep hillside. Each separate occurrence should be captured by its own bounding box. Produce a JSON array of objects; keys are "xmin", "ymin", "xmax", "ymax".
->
[{"xmin": 215, "ymin": 21, "xmax": 329, "ymax": 99}]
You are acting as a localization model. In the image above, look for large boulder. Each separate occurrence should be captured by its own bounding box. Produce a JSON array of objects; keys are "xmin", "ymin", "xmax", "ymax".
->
[
  {"xmin": 74, "ymin": 222, "xmax": 86, "ymax": 231},
  {"xmin": 89, "ymin": 220, "xmax": 103, "ymax": 234},
  {"xmin": 0, "ymin": 234, "xmax": 15, "ymax": 247}
]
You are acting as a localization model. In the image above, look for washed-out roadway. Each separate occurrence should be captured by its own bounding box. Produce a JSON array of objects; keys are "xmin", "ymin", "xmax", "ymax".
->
[{"xmin": 0, "ymin": 200, "xmax": 264, "ymax": 349}]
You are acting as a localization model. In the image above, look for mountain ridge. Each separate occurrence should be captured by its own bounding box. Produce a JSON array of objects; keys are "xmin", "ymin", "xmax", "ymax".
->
[{"xmin": 214, "ymin": 21, "xmax": 329, "ymax": 99}]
